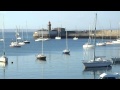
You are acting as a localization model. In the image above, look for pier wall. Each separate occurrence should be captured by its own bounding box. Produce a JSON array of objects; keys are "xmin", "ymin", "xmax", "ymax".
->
[{"xmin": 33, "ymin": 30, "xmax": 120, "ymax": 39}]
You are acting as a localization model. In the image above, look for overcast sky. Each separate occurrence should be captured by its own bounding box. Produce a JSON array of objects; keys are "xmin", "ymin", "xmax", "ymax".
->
[{"xmin": 0, "ymin": 11, "xmax": 120, "ymax": 31}]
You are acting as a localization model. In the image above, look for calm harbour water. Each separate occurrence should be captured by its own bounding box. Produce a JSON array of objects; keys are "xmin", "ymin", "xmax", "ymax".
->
[{"xmin": 0, "ymin": 32, "xmax": 120, "ymax": 79}]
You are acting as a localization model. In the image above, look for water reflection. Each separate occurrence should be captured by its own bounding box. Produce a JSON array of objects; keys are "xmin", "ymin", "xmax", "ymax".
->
[
  {"xmin": 83, "ymin": 47, "xmax": 94, "ymax": 51},
  {"xmin": 36, "ymin": 59, "xmax": 47, "ymax": 64},
  {"xmin": 36, "ymin": 59, "xmax": 46, "ymax": 79},
  {"xmin": 83, "ymin": 66, "xmax": 112, "ymax": 79},
  {"xmin": 0, "ymin": 62, "xmax": 8, "ymax": 68},
  {"xmin": 0, "ymin": 62, "xmax": 8, "ymax": 79},
  {"xmin": 63, "ymin": 53, "xmax": 70, "ymax": 59}
]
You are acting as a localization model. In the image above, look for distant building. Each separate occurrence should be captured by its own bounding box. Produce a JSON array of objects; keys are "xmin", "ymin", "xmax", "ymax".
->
[
  {"xmin": 48, "ymin": 21, "xmax": 51, "ymax": 31},
  {"xmin": 52, "ymin": 27, "xmax": 65, "ymax": 32},
  {"xmin": 33, "ymin": 21, "xmax": 66, "ymax": 38}
]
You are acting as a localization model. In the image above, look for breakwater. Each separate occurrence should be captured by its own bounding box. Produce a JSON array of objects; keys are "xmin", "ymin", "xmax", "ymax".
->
[{"xmin": 33, "ymin": 30, "xmax": 120, "ymax": 39}]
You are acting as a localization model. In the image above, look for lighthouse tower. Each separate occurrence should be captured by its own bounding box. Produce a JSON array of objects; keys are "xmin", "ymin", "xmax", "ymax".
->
[{"xmin": 48, "ymin": 21, "xmax": 51, "ymax": 31}]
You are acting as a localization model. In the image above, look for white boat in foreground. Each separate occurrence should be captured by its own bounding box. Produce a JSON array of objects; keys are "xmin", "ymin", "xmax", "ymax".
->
[
  {"xmin": 82, "ymin": 57, "xmax": 113, "ymax": 68},
  {"xmin": 99, "ymin": 73, "xmax": 120, "ymax": 79}
]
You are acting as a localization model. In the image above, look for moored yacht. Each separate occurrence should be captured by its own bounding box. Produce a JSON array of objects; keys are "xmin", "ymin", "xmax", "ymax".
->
[{"xmin": 82, "ymin": 13, "xmax": 112, "ymax": 68}]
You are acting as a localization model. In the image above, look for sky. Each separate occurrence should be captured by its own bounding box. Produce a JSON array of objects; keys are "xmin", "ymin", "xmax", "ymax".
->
[{"xmin": 0, "ymin": 11, "xmax": 120, "ymax": 32}]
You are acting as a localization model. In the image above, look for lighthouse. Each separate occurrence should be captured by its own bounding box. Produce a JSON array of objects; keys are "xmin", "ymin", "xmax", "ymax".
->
[{"xmin": 48, "ymin": 21, "xmax": 51, "ymax": 31}]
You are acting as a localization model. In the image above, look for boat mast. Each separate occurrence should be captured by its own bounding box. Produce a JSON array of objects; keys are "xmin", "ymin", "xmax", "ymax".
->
[
  {"xmin": 66, "ymin": 30, "xmax": 68, "ymax": 49},
  {"xmin": 58, "ymin": 27, "xmax": 59, "ymax": 37},
  {"xmin": 88, "ymin": 25, "xmax": 91, "ymax": 44},
  {"xmin": 26, "ymin": 21, "xmax": 28, "ymax": 40},
  {"xmin": 16, "ymin": 26, "xmax": 18, "ymax": 43},
  {"xmin": 22, "ymin": 27, "xmax": 24, "ymax": 41},
  {"xmin": 110, "ymin": 21, "xmax": 111, "ymax": 41},
  {"xmin": 2, "ymin": 15, "xmax": 5, "ymax": 56},
  {"xmin": 42, "ymin": 29, "xmax": 44, "ymax": 55},
  {"xmin": 94, "ymin": 13, "xmax": 97, "ymax": 61}
]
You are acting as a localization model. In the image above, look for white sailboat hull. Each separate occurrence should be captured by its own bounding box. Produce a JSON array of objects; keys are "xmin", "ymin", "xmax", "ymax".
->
[
  {"xmin": 82, "ymin": 14, "xmax": 113, "ymax": 68},
  {"xmin": 83, "ymin": 43, "xmax": 94, "ymax": 49},
  {"xmin": 35, "ymin": 38, "xmax": 49, "ymax": 41},
  {"xmin": 0, "ymin": 38, "xmax": 4, "ymax": 41},
  {"xmin": 36, "ymin": 54, "xmax": 46, "ymax": 60},
  {"xmin": 0, "ymin": 62, "xmax": 7, "ymax": 67},
  {"xmin": 17, "ymin": 37, "xmax": 21, "ymax": 40},
  {"xmin": 0, "ymin": 56, "xmax": 8, "ymax": 63},
  {"xmin": 63, "ymin": 49, "xmax": 70, "ymax": 54},
  {"xmin": 73, "ymin": 37, "xmax": 78, "ymax": 40},
  {"xmin": 82, "ymin": 60, "xmax": 112, "ymax": 68},
  {"xmin": 55, "ymin": 36, "xmax": 61, "ymax": 40},
  {"xmin": 10, "ymin": 42, "xmax": 21, "ymax": 47},
  {"xmin": 105, "ymin": 41, "xmax": 113, "ymax": 45},
  {"xmin": 96, "ymin": 42, "xmax": 106, "ymax": 46},
  {"xmin": 112, "ymin": 40, "xmax": 120, "ymax": 44},
  {"xmin": 24, "ymin": 40, "xmax": 30, "ymax": 43},
  {"xmin": 19, "ymin": 42, "xmax": 25, "ymax": 45}
]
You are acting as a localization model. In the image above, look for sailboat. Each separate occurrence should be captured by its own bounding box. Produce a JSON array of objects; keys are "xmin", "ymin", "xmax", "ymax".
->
[
  {"xmin": 9, "ymin": 29, "xmax": 21, "ymax": 47},
  {"xmin": 16, "ymin": 26, "xmax": 22, "ymax": 40},
  {"xmin": 36, "ymin": 29, "xmax": 46, "ymax": 60},
  {"xmin": 18, "ymin": 27, "xmax": 25, "ymax": 46},
  {"xmin": 82, "ymin": 13, "xmax": 112, "ymax": 68},
  {"xmin": 63, "ymin": 30, "xmax": 70, "ymax": 55},
  {"xmin": 73, "ymin": 29, "xmax": 78, "ymax": 40},
  {"xmin": 112, "ymin": 23, "xmax": 120, "ymax": 44},
  {"xmin": 24, "ymin": 21, "xmax": 30, "ymax": 44},
  {"xmin": 83, "ymin": 26, "xmax": 94, "ymax": 49},
  {"xmin": 96, "ymin": 28, "xmax": 106, "ymax": 46},
  {"xmin": 35, "ymin": 29, "xmax": 49, "ymax": 41},
  {"xmin": 0, "ymin": 16, "xmax": 8, "ymax": 63},
  {"xmin": 0, "ymin": 27, "xmax": 4, "ymax": 41},
  {"xmin": 55, "ymin": 27, "xmax": 61, "ymax": 40}
]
